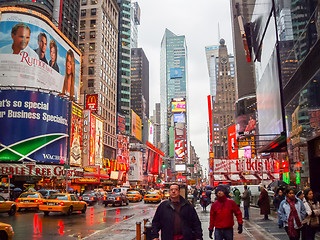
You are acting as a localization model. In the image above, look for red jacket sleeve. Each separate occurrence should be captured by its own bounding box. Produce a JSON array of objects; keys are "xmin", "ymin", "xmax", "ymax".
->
[
  {"xmin": 209, "ymin": 203, "xmax": 216, "ymax": 230},
  {"xmin": 232, "ymin": 201, "xmax": 243, "ymax": 225}
]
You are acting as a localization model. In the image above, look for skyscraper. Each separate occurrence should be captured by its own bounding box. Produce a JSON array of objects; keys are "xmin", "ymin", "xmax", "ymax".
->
[
  {"xmin": 130, "ymin": 2, "xmax": 140, "ymax": 48},
  {"xmin": 160, "ymin": 28, "xmax": 188, "ymax": 160},
  {"xmin": 205, "ymin": 45, "xmax": 219, "ymax": 99}
]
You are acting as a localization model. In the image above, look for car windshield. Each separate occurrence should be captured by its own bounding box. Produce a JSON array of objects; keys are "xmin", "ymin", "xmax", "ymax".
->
[
  {"xmin": 127, "ymin": 191, "xmax": 138, "ymax": 194},
  {"xmin": 113, "ymin": 189, "xmax": 121, "ymax": 192},
  {"xmin": 48, "ymin": 195, "xmax": 69, "ymax": 200},
  {"xmin": 147, "ymin": 192, "xmax": 158, "ymax": 195},
  {"xmin": 20, "ymin": 193, "xmax": 39, "ymax": 198}
]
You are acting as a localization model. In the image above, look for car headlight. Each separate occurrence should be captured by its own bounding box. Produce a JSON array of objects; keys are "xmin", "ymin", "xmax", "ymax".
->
[{"xmin": 5, "ymin": 226, "xmax": 13, "ymax": 232}]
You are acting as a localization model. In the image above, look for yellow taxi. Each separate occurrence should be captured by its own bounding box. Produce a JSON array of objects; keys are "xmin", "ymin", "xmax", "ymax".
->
[
  {"xmin": 15, "ymin": 192, "xmax": 43, "ymax": 211},
  {"xmin": 39, "ymin": 193, "xmax": 87, "ymax": 216},
  {"xmin": 0, "ymin": 195, "xmax": 17, "ymax": 216},
  {"xmin": 163, "ymin": 189, "xmax": 170, "ymax": 199},
  {"xmin": 144, "ymin": 191, "xmax": 162, "ymax": 203},
  {"xmin": 155, "ymin": 190, "xmax": 164, "ymax": 199},
  {"xmin": 126, "ymin": 191, "xmax": 142, "ymax": 202},
  {"xmin": 0, "ymin": 222, "xmax": 14, "ymax": 240}
]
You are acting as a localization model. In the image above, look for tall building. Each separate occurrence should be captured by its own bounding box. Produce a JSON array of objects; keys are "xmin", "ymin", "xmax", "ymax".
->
[
  {"xmin": 212, "ymin": 39, "xmax": 236, "ymax": 158},
  {"xmin": 150, "ymin": 103, "xmax": 161, "ymax": 149},
  {"xmin": 130, "ymin": 2, "xmax": 140, "ymax": 48},
  {"xmin": 0, "ymin": 0, "xmax": 80, "ymax": 46},
  {"xmin": 130, "ymin": 48, "xmax": 149, "ymax": 141},
  {"xmin": 205, "ymin": 45, "xmax": 219, "ymax": 98},
  {"xmin": 79, "ymin": 0, "xmax": 120, "ymax": 160},
  {"xmin": 160, "ymin": 29, "xmax": 188, "ymax": 157},
  {"xmin": 117, "ymin": 0, "xmax": 131, "ymax": 134}
]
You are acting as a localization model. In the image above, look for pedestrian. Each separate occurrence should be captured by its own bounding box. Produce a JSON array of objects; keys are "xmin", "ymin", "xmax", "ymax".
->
[
  {"xmin": 233, "ymin": 187, "xmax": 241, "ymax": 207},
  {"xmin": 193, "ymin": 188, "xmax": 198, "ymax": 202},
  {"xmin": 258, "ymin": 184, "xmax": 270, "ymax": 220},
  {"xmin": 296, "ymin": 190, "xmax": 304, "ymax": 201},
  {"xmin": 273, "ymin": 188, "xmax": 285, "ymax": 228},
  {"xmin": 208, "ymin": 185, "xmax": 243, "ymax": 240},
  {"xmin": 301, "ymin": 188, "xmax": 320, "ymax": 240},
  {"xmin": 278, "ymin": 187, "xmax": 306, "ymax": 240},
  {"xmin": 241, "ymin": 185, "xmax": 251, "ymax": 220},
  {"xmin": 151, "ymin": 183, "xmax": 203, "ymax": 240}
]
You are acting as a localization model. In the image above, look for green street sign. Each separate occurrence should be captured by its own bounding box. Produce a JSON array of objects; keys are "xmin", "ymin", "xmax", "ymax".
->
[{"xmin": 187, "ymin": 164, "xmax": 194, "ymax": 167}]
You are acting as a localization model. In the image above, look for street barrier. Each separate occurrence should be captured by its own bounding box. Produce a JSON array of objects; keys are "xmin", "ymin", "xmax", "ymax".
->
[
  {"xmin": 136, "ymin": 221, "xmax": 141, "ymax": 240},
  {"xmin": 143, "ymin": 219, "xmax": 152, "ymax": 240}
]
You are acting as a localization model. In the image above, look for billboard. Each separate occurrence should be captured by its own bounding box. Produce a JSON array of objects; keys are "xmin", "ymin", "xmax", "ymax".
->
[
  {"xmin": 235, "ymin": 96, "xmax": 257, "ymax": 138},
  {"xmin": 89, "ymin": 114, "xmax": 96, "ymax": 165},
  {"xmin": 0, "ymin": 8, "xmax": 81, "ymax": 101},
  {"xmin": 131, "ymin": 110, "xmax": 142, "ymax": 141},
  {"xmin": 70, "ymin": 103, "xmax": 82, "ymax": 166},
  {"xmin": 117, "ymin": 113, "xmax": 126, "ymax": 134},
  {"xmin": 173, "ymin": 113, "xmax": 185, "ymax": 123},
  {"xmin": 228, "ymin": 125, "xmax": 238, "ymax": 159},
  {"xmin": 0, "ymin": 90, "xmax": 68, "ymax": 164},
  {"xmin": 148, "ymin": 120, "xmax": 154, "ymax": 145},
  {"xmin": 82, "ymin": 110, "xmax": 91, "ymax": 166},
  {"xmin": 128, "ymin": 151, "xmax": 143, "ymax": 181},
  {"xmin": 117, "ymin": 134, "xmax": 129, "ymax": 166},
  {"xmin": 86, "ymin": 94, "xmax": 98, "ymax": 112},
  {"xmin": 95, "ymin": 117, "xmax": 103, "ymax": 166},
  {"xmin": 170, "ymin": 68, "xmax": 182, "ymax": 78},
  {"xmin": 172, "ymin": 101, "xmax": 186, "ymax": 112},
  {"xmin": 175, "ymin": 140, "xmax": 185, "ymax": 160}
]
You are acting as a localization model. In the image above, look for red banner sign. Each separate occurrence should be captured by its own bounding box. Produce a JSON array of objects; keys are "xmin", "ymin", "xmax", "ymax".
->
[{"xmin": 86, "ymin": 94, "xmax": 98, "ymax": 111}]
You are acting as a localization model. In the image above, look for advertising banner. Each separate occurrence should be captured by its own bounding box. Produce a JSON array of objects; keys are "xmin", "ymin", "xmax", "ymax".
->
[
  {"xmin": 170, "ymin": 68, "xmax": 182, "ymax": 78},
  {"xmin": 228, "ymin": 125, "xmax": 238, "ymax": 159},
  {"xmin": 0, "ymin": 8, "xmax": 81, "ymax": 101},
  {"xmin": 70, "ymin": 103, "xmax": 82, "ymax": 166},
  {"xmin": 172, "ymin": 101, "xmax": 186, "ymax": 112},
  {"xmin": 95, "ymin": 117, "xmax": 103, "ymax": 166},
  {"xmin": 175, "ymin": 140, "xmax": 185, "ymax": 160},
  {"xmin": 117, "ymin": 113, "xmax": 126, "ymax": 134},
  {"xmin": 148, "ymin": 120, "xmax": 154, "ymax": 145},
  {"xmin": 174, "ymin": 112, "xmax": 185, "ymax": 123},
  {"xmin": 117, "ymin": 135, "xmax": 129, "ymax": 166},
  {"xmin": 86, "ymin": 94, "xmax": 98, "ymax": 112},
  {"xmin": 131, "ymin": 110, "xmax": 142, "ymax": 141},
  {"xmin": 82, "ymin": 110, "xmax": 91, "ymax": 166},
  {"xmin": 128, "ymin": 151, "xmax": 143, "ymax": 181},
  {"xmin": 0, "ymin": 90, "xmax": 68, "ymax": 164},
  {"xmin": 89, "ymin": 114, "xmax": 96, "ymax": 165}
]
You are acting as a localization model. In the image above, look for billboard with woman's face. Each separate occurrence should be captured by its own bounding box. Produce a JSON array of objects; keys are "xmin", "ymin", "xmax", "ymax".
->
[{"xmin": 0, "ymin": 8, "xmax": 81, "ymax": 101}]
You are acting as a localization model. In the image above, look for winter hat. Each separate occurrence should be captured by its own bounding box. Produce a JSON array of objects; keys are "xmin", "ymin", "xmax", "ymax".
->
[{"xmin": 215, "ymin": 185, "xmax": 228, "ymax": 195}]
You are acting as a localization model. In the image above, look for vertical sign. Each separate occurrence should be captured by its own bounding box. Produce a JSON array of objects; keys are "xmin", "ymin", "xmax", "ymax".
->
[
  {"xmin": 70, "ymin": 103, "xmax": 82, "ymax": 166},
  {"xmin": 82, "ymin": 110, "xmax": 91, "ymax": 166},
  {"xmin": 89, "ymin": 114, "xmax": 96, "ymax": 165},
  {"xmin": 86, "ymin": 94, "xmax": 98, "ymax": 111},
  {"xmin": 228, "ymin": 124, "xmax": 238, "ymax": 159},
  {"xmin": 95, "ymin": 117, "xmax": 103, "ymax": 166}
]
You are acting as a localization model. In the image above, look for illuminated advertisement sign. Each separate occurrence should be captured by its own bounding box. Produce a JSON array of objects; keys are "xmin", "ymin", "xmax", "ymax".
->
[
  {"xmin": 117, "ymin": 134, "xmax": 129, "ymax": 166},
  {"xmin": 148, "ymin": 120, "xmax": 154, "ymax": 145},
  {"xmin": 175, "ymin": 140, "xmax": 185, "ymax": 160},
  {"xmin": 82, "ymin": 109, "xmax": 91, "ymax": 166},
  {"xmin": 95, "ymin": 117, "xmax": 103, "ymax": 166},
  {"xmin": 0, "ymin": 90, "xmax": 68, "ymax": 164},
  {"xmin": 70, "ymin": 103, "xmax": 82, "ymax": 166},
  {"xmin": 89, "ymin": 114, "xmax": 96, "ymax": 165},
  {"xmin": 117, "ymin": 113, "xmax": 126, "ymax": 134},
  {"xmin": 170, "ymin": 68, "xmax": 182, "ymax": 78},
  {"xmin": 131, "ymin": 110, "xmax": 142, "ymax": 141},
  {"xmin": 128, "ymin": 151, "xmax": 143, "ymax": 181},
  {"xmin": 0, "ymin": 8, "xmax": 81, "ymax": 101},
  {"xmin": 86, "ymin": 94, "xmax": 98, "ymax": 112},
  {"xmin": 174, "ymin": 112, "xmax": 185, "ymax": 123},
  {"xmin": 172, "ymin": 101, "xmax": 186, "ymax": 112},
  {"xmin": 228, "ymin": 124, "xmax": 238, "ymax": 159}
]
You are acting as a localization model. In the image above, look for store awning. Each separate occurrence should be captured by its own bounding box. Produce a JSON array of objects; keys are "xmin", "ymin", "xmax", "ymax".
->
[
  {"xmin": 272, "ymin": 173, "xmax": 280, "ymax": 180},
  {"xmin": 262, "ymin": 173, "xmax": 273, "ymax": 180},
  {"xmin": 228, "ymin": 174, "xmax": 241, "ymax": 181},
  {"xmin": 213, "ymin": 175, "xmax": 227, "ymax": 181},
  {"xmin": 242, "ymin": 174, "xmax": 258, "ymax": 180}
]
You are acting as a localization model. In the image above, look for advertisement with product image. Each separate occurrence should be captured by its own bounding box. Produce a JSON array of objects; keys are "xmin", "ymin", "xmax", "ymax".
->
[
  {"xmin": 0, "ymin": 90, "xmax": 68, "ymax": 164},
  {"xmin": 0, "ymin": 8, "xmax": 81, "ymax": 101},
  {"xmin": 70, "ymin": 103, "xmax": 82, "ymax": 166},
  {"xmin": 128, "ymin": 151, "xmax": 143, "ymax": 181}
]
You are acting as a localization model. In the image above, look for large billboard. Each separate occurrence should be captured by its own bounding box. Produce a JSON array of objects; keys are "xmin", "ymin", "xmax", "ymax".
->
[
  {"xmin": 0, "ymin": 8, "xmax": 81, "ymax": 101},
  {"xmin": 172, "ymin": 101, "xmax": 186, "ymax": 112},
  {"xmin": 131, "ymin": 110, "xmax": 142, "ymax": 141},
  {"xmin": 117, "ymin": 113, "xmax": 126, "ymax": 134},
  {"xmin": 148, "ymin": 120, "xmax": 154, "ymax": 145},
  {"xmin": 95, "ymin": 117, "xmax": 103, "ymax": 166},
  {"xmin": 70, "ymin": 103, "xmax": 82, "ymax": 166},
  {"xmin": 117, "ymin": 135, "xmax": 129, "ymax": 166},
  {"xmin": 228, "ymin": 125, "xmax": 238, "ymax": 159},
  {"xmin": 174, "ymin": 113, "xmax": 185, "ymax": 123},
  {"xmin": 170, "ymin": 68, "xmax": 182, "ymax": 78},
  {"xmin": 0, "ymin": 90, "xmax": 68, "ymax": 164},
  {"xmin": 128, "ymin": 151, "xmax": 143, "ymax": 181},
  {"xmin": 89, "ymin": 114, "xmax": 96, "ymax": 165}
]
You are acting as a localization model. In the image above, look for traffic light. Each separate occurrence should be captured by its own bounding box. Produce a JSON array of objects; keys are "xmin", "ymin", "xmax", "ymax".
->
[{"xmin": 162, "ymin": 161, "xmax": 166, "ymax": 168}]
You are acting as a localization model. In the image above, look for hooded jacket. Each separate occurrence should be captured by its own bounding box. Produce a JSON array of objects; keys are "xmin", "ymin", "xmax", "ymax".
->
[
  {"xmin": 151, "ymin": 196, "xmax": 203, "ymax": 240},
  {"xmin": 209, "ymin": 195, "xmax": 243, "ymax": 230}
]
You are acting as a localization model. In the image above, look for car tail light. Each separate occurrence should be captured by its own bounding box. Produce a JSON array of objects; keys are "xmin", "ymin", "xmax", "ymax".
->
[
  {"xmin": 91, "ymin": 197, "xmax": 94, "ymax": 200},
  {"xmin": 103, "ymin": 196, "xmax": 106, "ymax": 200},
  {"xmin": 34, "ymin": 199, "xmax": 39, "ymax": 203},
  {"xmin": 79, "ymin": 196, "xmax": 81, "ymax": 200},
  {"xmin": 39, "ymin": 201, "xmax": 43, "ymax": 205},
  {"xmin": 136, "ymin": 195, "xmax": 139, "ymax": 198},
  {"xmin": 59, "ymin": 202, "xmax": 65, "ymax": 206},
  {"xmin": 15, "ymin": 199, "xmax": 19, "ymax": 203},
  {"xmin": 116, "ymin": 197, "xmax": 120, "ymax": 201}
]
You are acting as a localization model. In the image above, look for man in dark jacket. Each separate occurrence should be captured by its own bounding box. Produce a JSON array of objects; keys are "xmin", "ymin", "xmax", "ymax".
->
[
  {"xmin": 151, "ymin": 183, "xmax": 203, "ymax": 240},
  {"xmin": 241, "ymin": 185, "xmax": 251, "ymax": 220},
  {"xmin": 259, "ymin": 184, "xmax": 270, "ymax": 220},
  {"xmin": 209, "ymin": 185, "xmax": 243, "ymax": 240}
]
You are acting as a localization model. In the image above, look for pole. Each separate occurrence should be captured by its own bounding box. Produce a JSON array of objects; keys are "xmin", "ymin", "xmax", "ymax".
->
[
  {"xmin": 136, "ymin": 221, "xmax": 141, "ymax": 240},
  {"xmin": 8, "ymin": 175, "xmax": 10, "ymax": 199}
]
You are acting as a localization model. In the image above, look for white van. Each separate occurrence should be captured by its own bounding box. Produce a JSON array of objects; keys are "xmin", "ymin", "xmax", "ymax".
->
[{"xmin": 112, "ymin": 187, "xmax": 129, "ymax": 194}]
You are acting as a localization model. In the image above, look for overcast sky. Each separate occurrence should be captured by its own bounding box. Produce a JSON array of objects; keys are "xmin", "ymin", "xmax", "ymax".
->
[{"xmin": 136, "ymin": 0, "xmax": 233, "ymax": 170}]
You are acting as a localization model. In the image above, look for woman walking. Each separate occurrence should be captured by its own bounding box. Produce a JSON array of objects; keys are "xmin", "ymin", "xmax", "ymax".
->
[
  {"xmin": 273, "ymin": 188, "xmax": 285, "ymax": 228},
  {"xmin": 302, "ymin": 188, "xmax": 320, "ymax": 240}
]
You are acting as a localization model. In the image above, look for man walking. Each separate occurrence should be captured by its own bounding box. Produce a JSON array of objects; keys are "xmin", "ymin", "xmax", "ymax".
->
[
  {"xmin": 241, "ymin": 185, "xmax": 251, "ymax": 220},
  {"xmin": 151, "ymin": 183, "xmax": 203, "ymax": 240},
  {"xmin": 259, "ymin": 184, "xmax": 270, "ymax": 220},
  {"xmin": 208, "ymin": 185, "xmax": 243, "ymax": 240}
]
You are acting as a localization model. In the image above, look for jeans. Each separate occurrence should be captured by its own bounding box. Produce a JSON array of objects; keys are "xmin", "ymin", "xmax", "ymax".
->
[
  {"xmin": 214, "ymin": 228, "xmax": 233, "ymax": 240},
  {"xmin": 244, "ymin": 206, "xmax": 249, "ymax": 219}
]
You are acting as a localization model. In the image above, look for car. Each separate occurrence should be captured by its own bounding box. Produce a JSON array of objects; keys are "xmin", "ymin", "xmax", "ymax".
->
[
  {"xmin": 15, "ymin": 192, "xmax": 43, "ymax": 211},
  {"xmin": 112, "ymin": 187, "xmax": 129, "ymax": 194},
  {"xmin": 163, "ymin": 189, "xmax": 170, "ymax": 199},
  {"xmin": 0, "ymin": 195, "xmax": 17, "ymax": 216},
  {"xmin": 39, "ymin": 193, "xmax": 87, "ymax": 216},
  {"xmin": 126, "ymin": 191, "xmax": 142, "ymax": 202},
  {"xmin": 154, "ymin": 190, "xmax": 164, "ymax": 199},
  {"xmin": 103, "ymin": 192, "xmax": 129, "ymax": 207},
  {"xmin": 144, "ymin": 191, "xmax": 162, "ymax": 203},
  {"xmin": 79, "ymin": 192, "xmax": 99, "ymax": 205},
  {"xmin": 37, "ymin": 189, "xmax": 61, "ymax": 199},
  {"xmin": 0, "ymin": 222, "xmax": 14, "ymax": 240}
]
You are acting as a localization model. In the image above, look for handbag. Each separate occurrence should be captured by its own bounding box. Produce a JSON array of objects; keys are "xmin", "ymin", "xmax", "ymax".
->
[{"xmin": 308, "ymin": 202, "xmax": 320, "ymax": 227}]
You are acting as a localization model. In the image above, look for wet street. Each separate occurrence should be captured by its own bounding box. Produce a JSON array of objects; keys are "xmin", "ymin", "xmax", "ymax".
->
[{"xmin": 0, "ymin": 201, "xmax": 159, "ymax": 240}]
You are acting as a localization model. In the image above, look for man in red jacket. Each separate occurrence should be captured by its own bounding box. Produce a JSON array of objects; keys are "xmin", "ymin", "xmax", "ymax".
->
[{"xmin": 208, "ymin": 185, "xmax": 243, "ymax": 240}]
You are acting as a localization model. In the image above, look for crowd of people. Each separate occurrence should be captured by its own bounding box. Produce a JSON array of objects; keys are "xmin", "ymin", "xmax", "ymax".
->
[{"xmin": 150, "ymin": 183, "xmax": 320, "ymax": 240}]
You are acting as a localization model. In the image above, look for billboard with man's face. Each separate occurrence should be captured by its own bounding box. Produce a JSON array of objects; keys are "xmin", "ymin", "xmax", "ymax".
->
[{"xmin": 0, "ymin": 8, "xmax": 81, "ymax": 101}]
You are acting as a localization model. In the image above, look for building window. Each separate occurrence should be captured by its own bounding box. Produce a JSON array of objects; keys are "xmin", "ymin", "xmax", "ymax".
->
[
  {"xmin": 88, "ymin": 67, "xmax": 94, "ymax": 75},
  {"xmin": 90, "ymin": 19, "xmax": 96, "ymax": 28},
  {"xmin": 89, "ymin": 43, "xmax": 95, "ymax": 50},
  {"xmin": 79, "ymin": 32, "xmax": 85, "ymax": 39},
  {"xmin": 81, "ymin": 9, "xmax": 86, "ymax": 17},
  {"xmin": 89, "ymin": 55, "xmax": 95, "ymax": 63},
  {"xmin": 90, "ymin": 31, "xmax": 96, "ymax": 38},
  {"xmin": 88, "ymin": 79, "xmax": 94, "ymax": 87},
  {"xmin": 80, "ymin": 20, "xmax": 86, "ymax": 29},
  {"xmin": 81, "ymin": 0, "xmax": 87, "ymax": 5},
  {"xmin": 91, "ymin": 8, "xmax": 97, "ymax": 16},
  {"xmin": 79, "ymin": 44, "xmax": 84, "ymax": 52},
  {"xmin": 91, "ymin": 0, "xmax": 97, "ymax": 4}
]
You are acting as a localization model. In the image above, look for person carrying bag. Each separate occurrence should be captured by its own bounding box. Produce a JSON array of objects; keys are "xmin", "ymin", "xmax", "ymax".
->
[{"xmin": 302, "ymin": 188, "xmax": 320, "ymax": 240}]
